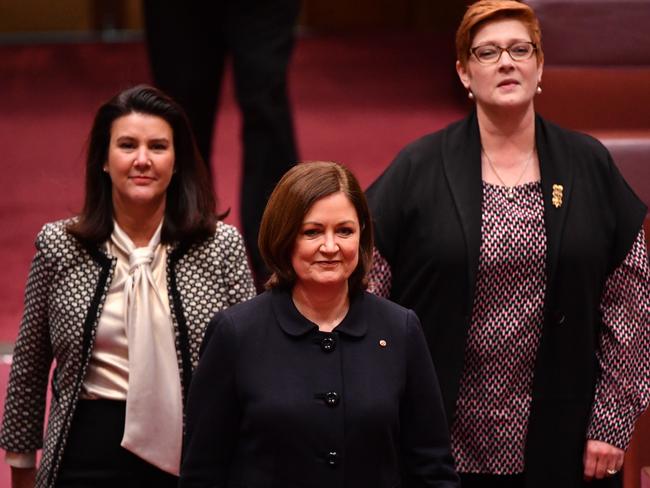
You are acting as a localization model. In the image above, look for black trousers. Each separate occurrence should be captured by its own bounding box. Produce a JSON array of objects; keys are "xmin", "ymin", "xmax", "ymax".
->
[
  {"xmin": 459, "ymin": 472, "xmax": 622, "ymax": 488},
  {"xmin": 460, "ymin": 473, "xmax": 525, "ymax": 488},
  {"xmin": 143, "ymin": 0, "xmax": 300, "ymax": 285},
  {"xmin": 55, "ymin": 400, "xmax": 177, "ymax": 488}
]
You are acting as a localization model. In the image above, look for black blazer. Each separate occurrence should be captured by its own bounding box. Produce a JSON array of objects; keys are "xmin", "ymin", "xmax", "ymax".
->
[
  {"xmin": 366, "ymin": 110, "xmax": 646, "ymax": 488},
  {"xmin": 180, "ymin": 289, "xmax": 460, "ymax": 488}
]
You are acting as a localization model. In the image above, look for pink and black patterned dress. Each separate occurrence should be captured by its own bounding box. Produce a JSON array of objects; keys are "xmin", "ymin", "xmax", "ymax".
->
[{"xmin": 369, "ymin": 180, "xmax": 650, "ymax": 474}]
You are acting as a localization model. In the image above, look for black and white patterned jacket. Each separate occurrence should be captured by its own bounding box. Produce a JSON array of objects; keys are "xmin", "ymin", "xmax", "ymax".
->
[{"xmin": 0, "ymin": 219, "xmax": 256, "ymax": 487}]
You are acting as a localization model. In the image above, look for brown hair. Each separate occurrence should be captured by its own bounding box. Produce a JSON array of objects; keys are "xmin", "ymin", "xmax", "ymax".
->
[
  {"xmin": 67, "ymin": 84, "xmax": 219, "ymax": 246},
  {"xmin": 258, "ymin": 161, "xmax": 373, "ymax": 293},
  {"xmin": 456, "ymin": 0, "xmax": 544, "ymax": 68}
]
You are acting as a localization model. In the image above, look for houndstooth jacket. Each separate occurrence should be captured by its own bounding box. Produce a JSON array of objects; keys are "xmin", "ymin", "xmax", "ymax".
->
[{"xmin": 0, "ymin": 218, "xmax": 256, "ymax": 487}]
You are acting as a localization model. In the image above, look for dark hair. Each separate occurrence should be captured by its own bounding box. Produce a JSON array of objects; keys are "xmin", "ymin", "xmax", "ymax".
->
[
  {"xmin": 456, "ymin": 0, "xmax": 544, "ymax": 68},
  {"xmin": 67, "ymin": 84, "xmax": 218, "ymax": 245},
  {"xmin": 258, "ymin": 161, "xmax": 373, "ymax": 294}
]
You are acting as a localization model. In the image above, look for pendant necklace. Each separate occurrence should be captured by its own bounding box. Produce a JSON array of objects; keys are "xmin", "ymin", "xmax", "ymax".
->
[{"xmin": 482, "ymin": 147, "xmax": 536, "ymax": 201}]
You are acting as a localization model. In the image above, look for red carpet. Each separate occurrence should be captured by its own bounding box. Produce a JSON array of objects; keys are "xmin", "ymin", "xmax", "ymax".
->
[{"xmin": 0, "ymin": 33, "xmax": 465, "ymax": 485}]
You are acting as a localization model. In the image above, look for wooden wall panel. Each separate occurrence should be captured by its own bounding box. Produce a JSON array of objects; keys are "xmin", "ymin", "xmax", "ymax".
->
[
  {"xmin": 122, "ymin": 0, "xmax": 143, "ymax": 31},
  {"xmin": 0, "ymin": 0, "xmax": 91, "ymax": 32}
]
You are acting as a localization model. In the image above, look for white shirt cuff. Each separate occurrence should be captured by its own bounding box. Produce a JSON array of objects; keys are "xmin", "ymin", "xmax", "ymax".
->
[{"xmin": 5, "ymin": 451, "xmax": 36, "ymax": 468}]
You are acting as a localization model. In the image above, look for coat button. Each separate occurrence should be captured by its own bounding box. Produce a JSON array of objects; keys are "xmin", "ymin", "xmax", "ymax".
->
[
  {"xmin": 554, "ymin": 310, "xmax": 566, "ymax": 325},
  {"xmin": 327, "ymin": 451, "xmax": 338, "ymax": 466},
  {"xmin": 320, "ymin": 336, "xmax": 336, "ymax": 353},
  {"xmin": 324, "ymin": 391, "xmax": 340, "ymax": 407}
]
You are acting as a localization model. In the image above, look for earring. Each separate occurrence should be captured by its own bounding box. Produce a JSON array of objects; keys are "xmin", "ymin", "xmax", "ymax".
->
[
  {"xmin": 536, "ymin": 85, "xmax": 542, "ymax": 94},
  {"xmin": 468, "ymin": 91, "xmax": 475, "ymax": 100}
]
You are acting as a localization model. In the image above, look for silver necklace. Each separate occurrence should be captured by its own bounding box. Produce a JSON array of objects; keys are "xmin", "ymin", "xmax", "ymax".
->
[{"xmin": 482, "ymin": 147, "xmax": 536, "ymax": 201}]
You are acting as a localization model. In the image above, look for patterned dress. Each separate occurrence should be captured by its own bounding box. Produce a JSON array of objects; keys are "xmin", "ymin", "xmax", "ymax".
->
[{"xmin": 369, "ymin": 181, "xmax": 650, "ymax": 474}]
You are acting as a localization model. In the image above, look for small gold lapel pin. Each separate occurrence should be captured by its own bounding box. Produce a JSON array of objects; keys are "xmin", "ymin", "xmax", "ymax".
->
[
  {"xmin": 552, "ymin": 184, "xmax": 564, "ymax": 208},
  {"xmin": 379, "ymin": 339, "xmax": 387, "ymax": 348}
]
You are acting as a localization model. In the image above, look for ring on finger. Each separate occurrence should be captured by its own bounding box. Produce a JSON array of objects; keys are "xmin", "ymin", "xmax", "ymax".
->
[{"xmin": 606, "ymin": 469, "xmax": 618, "ymax": 476}]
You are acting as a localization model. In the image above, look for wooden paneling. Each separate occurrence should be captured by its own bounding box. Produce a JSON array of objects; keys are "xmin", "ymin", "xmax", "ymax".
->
[
  {"xmin": 90, "ymin": 0, "xmax": 141, "ymax": 32},
  {"xmin": 0, "ymin": 0, "xmax": 92, "ymax": 32},
  {"xmin": 122, "ymin": 0, "xmax": 143, "ymax": 31}
]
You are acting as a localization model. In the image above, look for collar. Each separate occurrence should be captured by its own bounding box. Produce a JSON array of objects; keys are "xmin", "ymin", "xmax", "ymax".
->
[{"xmin": 270, "ymin": 288, "xmax": 368, "ymax": 338}]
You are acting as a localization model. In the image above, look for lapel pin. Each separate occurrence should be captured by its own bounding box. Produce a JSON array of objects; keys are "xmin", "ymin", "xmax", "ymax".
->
[
  {"xmin": 552, "ymin": 184, "xmax": 564, "ymax": 208},
  {"xmin": 379, "ymin": 339, "xmax": 387, "ymax": 348}
]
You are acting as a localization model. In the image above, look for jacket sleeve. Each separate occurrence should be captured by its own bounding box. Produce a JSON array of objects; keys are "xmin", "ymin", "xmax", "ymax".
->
[
  {"xmin": 587, "ymin": 227, "xmax": 650, "ymax": 449},
  {"xmin": 180, "ymin": 311, "xmax": 240, "ymax": 488},
  {"xmin": 220, "ymin": 223, "xmax": 256, "ymax": 305},
  {"xmin": 367, "ymin": 247, "xmax": 392, "ymax": 298},
  {"xmin": 400, "ymin": 310, "xmax": 460, "ymax": 487},
  {"xmin": 366, "ymin": 147, "xmax": 414, "ymax": 268},
  {"xmin": 0, "ymin": 226, "xmax": 55, "ymax": 453}
]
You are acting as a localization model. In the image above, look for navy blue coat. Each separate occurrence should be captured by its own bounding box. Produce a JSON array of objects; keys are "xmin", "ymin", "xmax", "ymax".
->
[{"xmin": 180, "ymin": 289, "xmax": 460, "ymax": 488}]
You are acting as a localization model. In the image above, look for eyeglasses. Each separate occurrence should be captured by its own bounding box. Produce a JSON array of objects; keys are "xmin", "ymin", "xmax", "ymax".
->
[{"xmin": 469, "ymin": 42, "xmax": 537, "ymax": 64}]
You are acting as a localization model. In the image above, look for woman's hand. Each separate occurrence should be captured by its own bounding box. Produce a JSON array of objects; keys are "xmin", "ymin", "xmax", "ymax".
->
[
  {"xmin": 583, "ymin": 439, "xmax": 624, "ymax": 481},
  {"xmin": 11, "ymin": 466, "xmax": 36, "ymax": 488}
]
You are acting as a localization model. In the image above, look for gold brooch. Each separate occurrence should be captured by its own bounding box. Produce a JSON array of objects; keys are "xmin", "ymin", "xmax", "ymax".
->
[{"xmin": 552, "ymin": 184, "xmax": 563, "ymax": 208}]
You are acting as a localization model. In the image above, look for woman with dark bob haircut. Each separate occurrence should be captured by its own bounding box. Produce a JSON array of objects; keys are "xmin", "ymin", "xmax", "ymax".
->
[
  {"xmin": 0, "ymin": 85, "xmax": 255, "ymax": 488},
  {"xmin": 366, "ymin": 1, "xmax": 649, "ymax": 487},
  {"xmin": 259, "ymin": 160, "xmax": 373, "ymax": 293},
  {"xmin": 180, "ymin": 161, "xmax": 460, "ymax": 487}
]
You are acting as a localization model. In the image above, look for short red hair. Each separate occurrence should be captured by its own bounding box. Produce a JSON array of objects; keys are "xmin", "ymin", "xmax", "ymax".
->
[{"xmin": 456, "ymin": 0, "xmax": 544, "ymax": 68}]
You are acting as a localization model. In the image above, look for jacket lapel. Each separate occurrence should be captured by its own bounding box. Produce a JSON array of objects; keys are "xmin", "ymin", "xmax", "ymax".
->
[
  {"xmin": 441, "ymin": 111, "xmax": 483, "ymax": 315},
  {"xmin": 441, "ymin": 112, "xmax": 574, "ymax": 313},
  {"xmin": 80, "ymin": 241, "xmax": 115, "ymax": 360},
  {"xmin": 535, "ymin": 115, "xmax": 573, "ymax": 298}
]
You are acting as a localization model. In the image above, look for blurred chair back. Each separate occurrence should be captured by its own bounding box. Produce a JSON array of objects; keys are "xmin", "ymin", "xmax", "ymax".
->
[{"xmin": 524, "ymin": 0, "xmax": 650, "ymax": 211}]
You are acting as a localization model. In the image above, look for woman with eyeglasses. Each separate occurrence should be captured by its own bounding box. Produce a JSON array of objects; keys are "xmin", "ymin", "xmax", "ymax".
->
[{"xmin": 366, "ymin": 1, "xmax": 649, "ymax": 487}]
